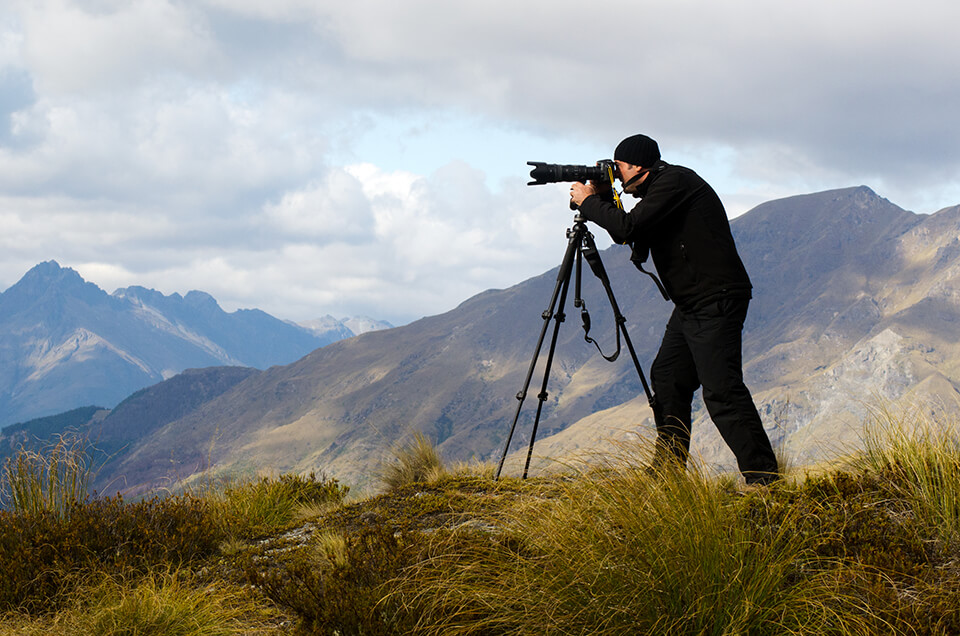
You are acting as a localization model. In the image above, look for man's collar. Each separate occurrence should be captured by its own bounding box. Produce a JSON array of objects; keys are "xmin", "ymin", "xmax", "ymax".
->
[{"xmin": 634, "ymin": 160, "xmax": 668, "ymax": 198}]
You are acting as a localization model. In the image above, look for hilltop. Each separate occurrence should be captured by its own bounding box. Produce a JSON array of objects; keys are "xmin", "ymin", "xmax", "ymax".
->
[{"xmin": 2, "ymin": 405, "xmax": 959, "ymax": 634}]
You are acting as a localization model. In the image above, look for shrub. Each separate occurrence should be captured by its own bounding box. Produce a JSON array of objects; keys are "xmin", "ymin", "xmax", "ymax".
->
[
  {"xmin": 0, "ymin": 493, "xmax": 224, "ymax": 613},
  {"xmin": 242, "ymin": 523, "xmax": 417, "ymax": 634}
]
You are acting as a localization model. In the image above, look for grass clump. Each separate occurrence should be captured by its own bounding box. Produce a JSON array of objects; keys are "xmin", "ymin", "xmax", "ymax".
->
[
  {"xmin": 398, "ymin": 466, "xmax": 852, "ymax": 635},
  {"xmin": 208, "ymin": 471, "xmax": 349, "ymax": 538},
  {"xmin": 0, "ymin": 571, "xmax": 280, "ymax": 636},
  {"xmin": 76, "ymin": 573, "xmax": 240, "ymax": 635},
  {"xmin": 379, "ymin": 432, "xmax": 445, "ymax": 490},
  {"xmin": 0, "ymin": 434, "xmax": 95, "ymax": 519},
  {"xmin": 853, "ymin": 402, "xmax": 960, "ymax": 543}
]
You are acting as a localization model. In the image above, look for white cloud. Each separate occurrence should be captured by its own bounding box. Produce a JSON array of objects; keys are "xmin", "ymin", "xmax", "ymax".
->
[
  {"xmin": 264, "ymin": 168, "xmax": 375, "ymax": 243},
  {"xmin": 19, "ymin": 0, "xmax": 219, "ymax": 94},
  {"xmin": 1, "ymin": 0, "xmax": 959, "ymax": 324}
]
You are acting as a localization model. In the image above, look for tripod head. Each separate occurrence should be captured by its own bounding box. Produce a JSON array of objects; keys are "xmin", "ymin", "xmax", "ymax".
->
[{"xmin": 567, "ymin": 212, "xmax": 588, "ymax": 234}]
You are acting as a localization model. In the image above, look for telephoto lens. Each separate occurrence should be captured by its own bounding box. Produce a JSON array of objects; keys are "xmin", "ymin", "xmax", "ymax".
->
[{"xmin": 527, "ymin": 160, "xmax": 618, "ymax": 186}]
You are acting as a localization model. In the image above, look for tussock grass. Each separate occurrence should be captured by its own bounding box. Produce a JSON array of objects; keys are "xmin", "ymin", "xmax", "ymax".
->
[
  {"xmin": 378, "ymin": 432, "xmax": 496, "ymax": 492},
  {"xmin": 379, "ymin": 432, "xmax": 445, "ymax": 490},
  {"xmin": 852, "ymin": 401, "xmax": 960, "ymax": 542},
  {"xmin": 0, "ymin": 434, "xmax": 94, "ymax": 519},
  {"xmin": 0, "ymin": 570, "xmax": 279, "ymax": 636},
  {"xmin": 65, "ymin": 571, "xmax": 251, "ymax": 635},
  {"xmin": 6, "ymin": 402, "xmax": 960, "ymax": 634},
  {"xmin": 446, "ymin": 458, "xmax": 497, "ymax": 481},
  {"xmin": 201, "ymin": 471, "xmax": 349, "ymax": 538},
  {"xmin": 396, "ymin": 461, "xmax": 856, "ymax": 635}
]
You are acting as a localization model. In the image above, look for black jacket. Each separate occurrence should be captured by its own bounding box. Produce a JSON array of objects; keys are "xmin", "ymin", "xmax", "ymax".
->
[{"xmin": 578, "ymin": 161, "xmax": 752, "ymax": 311}]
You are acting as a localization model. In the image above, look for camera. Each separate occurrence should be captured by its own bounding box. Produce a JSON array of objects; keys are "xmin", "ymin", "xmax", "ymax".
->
[{"xmin": 527, "ymin": 159, "xmax": 619, "ymax": 186}]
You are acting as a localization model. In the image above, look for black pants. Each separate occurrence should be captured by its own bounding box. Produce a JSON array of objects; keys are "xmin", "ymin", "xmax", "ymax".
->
[{"xmin": 649, "ymin": 297, "xmax": 778, "ymax": 484}]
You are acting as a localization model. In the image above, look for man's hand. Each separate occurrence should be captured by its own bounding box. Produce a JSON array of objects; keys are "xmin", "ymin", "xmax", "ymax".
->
[
  {"xmin": 570, "ymin": 181, "xmax": 596, "ymax": 207},
  {"xmin": 591, "ymin": 176, "xmax": 613, "ymax": 193}
]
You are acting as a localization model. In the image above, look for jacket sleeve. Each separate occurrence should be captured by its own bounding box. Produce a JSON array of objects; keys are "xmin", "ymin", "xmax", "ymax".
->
[
  {"xmin": 579, "ymin": 169, "xmax": 691, "ymax": 244},
  {"xmin": 577, "ymin": 195, "xmax": 634, "ymax": 244}
]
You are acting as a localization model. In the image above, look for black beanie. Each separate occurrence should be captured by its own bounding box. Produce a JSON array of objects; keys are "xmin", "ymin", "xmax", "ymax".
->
[{"xmin": 614, "ymin": 134, "xmax": 660, "ymax": 167}]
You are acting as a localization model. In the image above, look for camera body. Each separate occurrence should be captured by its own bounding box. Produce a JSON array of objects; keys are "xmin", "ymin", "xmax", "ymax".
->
[{"xmin": 527, "ymin": 159, "xmax": 619, "ymax": 186}]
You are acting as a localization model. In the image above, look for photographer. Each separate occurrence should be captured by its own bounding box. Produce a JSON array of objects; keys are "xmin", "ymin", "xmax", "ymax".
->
[{"xmin": 570, "ymin": 134, "xmax": 779, "ymax": 486}]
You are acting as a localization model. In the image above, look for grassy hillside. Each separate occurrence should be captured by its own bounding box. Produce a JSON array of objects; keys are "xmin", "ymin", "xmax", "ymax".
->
[{"xmin": 1, "ymin": 403, "xmax": 959, "ymax": 635}]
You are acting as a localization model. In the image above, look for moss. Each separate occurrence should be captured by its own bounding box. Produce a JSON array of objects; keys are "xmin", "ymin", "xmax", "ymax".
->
[
  {"xmin": 319, "ymin": 474, "xmax": 528, "ymax": 536},
  {"xmin": 239, "ymin": 523, "xmax": 418, "ymax": 634}
]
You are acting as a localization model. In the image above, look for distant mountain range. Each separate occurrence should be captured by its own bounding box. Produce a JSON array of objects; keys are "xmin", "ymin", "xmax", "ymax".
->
[
  {"xmin": 0, "ymin": 261, "xmax": 391, "ymax": 427},
  {"xmin": 5, "ymin": 186, "xmax": 960, "ymax": 496}
]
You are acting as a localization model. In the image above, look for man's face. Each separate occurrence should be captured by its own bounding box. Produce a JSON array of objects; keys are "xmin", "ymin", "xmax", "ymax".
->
[{"xmin": 615, "ymin": 160, "xmax": 646, "ymax": 193}]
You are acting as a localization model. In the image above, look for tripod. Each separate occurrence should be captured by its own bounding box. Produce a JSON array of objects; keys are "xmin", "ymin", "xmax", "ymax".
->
[{"xmin": 495, "ymin": 213, "xmax": 656, "ymax": 479}]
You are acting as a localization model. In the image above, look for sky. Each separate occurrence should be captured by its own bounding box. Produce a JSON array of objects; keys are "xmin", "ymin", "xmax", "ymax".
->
[{"xmin": 1, "ymin": 1, "xmax": 958, "ymax": 326}]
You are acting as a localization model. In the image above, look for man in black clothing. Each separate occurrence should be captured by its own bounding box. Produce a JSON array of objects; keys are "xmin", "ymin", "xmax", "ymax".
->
[{"xmin": 570, "ymin": 134, "xmax": 778, "ymax": 485}]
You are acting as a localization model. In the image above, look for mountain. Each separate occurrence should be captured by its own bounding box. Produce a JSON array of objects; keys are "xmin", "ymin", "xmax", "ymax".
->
[
  {"xmin": 533, "ymin": 188, "xmax": 960, "ymax": 470},
  {"xmin": 16, "ymin": 186, "xmax": 960, "ymax": 495},
  {"xmin": 0, "ymin": 262, "xmax": 354, "ymax": 427},
  {"xmin": 298, "ymin": 315, "xmax": 394, "ymax": 340},
  {"xmin": 0, "ymin": 366, "xmax": 258, "ymax": 488}
]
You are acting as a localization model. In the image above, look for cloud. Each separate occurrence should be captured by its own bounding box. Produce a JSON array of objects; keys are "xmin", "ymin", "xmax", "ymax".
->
[
  {"xmin": 1, "ymin": 0, "xmax": 958, "ymax": 323},
  {"xmin": 18, "ymin": 0, "xmax": 219, "ymax": 94},
  {"xmin": 263, "ymin": 168, "xmax": 375, "ymax": 243},
  {"xmin": 244, "ymin": 161, "xmax": 575, "ymax": 322}
]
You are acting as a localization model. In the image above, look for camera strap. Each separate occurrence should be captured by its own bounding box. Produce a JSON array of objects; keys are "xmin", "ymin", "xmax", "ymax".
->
[
  {"xmin": 605, "ymin": 163, "xmax": 624, "ymax": 211},
  {"xmin": 638, "ymin": 263, "xmax": 670, "ymax": 301},
  {"xmin": 580, "ymin": 301, "xmax": 622, "ymax": 362},
  {"xmin": 630, "ymin": 243, "xmax": 671, "ymax": 301},
  {"xmin": 578, "ymin": 238, "xmax": 624, "ymax": 362}
]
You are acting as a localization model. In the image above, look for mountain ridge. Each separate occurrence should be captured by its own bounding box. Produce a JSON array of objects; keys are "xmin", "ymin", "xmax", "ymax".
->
[
  {"xmin": 9, "ymin": 186, "xmax": 960, "ymax": 495},
  {"xmin": 88, "ymin": 185, "xmax": 960, "ymax": 493},
  {"xmin": 0, "ymin": 262, "xmax": 388, "ymax": 428}
]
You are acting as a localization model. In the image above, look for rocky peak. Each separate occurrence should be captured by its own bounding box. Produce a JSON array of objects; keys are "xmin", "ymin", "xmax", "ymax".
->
[
  {"xmin": 183, "ymin": 290, "xmax": 222, "ymax": 312},
  {"xmin": 0, "ymin": 260, "xmax": 108, "ymax": 317}
]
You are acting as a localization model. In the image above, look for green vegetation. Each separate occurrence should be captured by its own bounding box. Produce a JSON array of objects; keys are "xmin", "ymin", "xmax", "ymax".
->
[
  {"xmin": 203, "ymin": 471, "xmax": 350, "ymax": 539},
  {"xmin": 0, "ymin": 439, "xmax": 347, "ymax": 632},
  {"xmin": 0, "ymin": 570, "xmax": 278, "ymax": 636},
  {"xmin": 378, "ymin": 431, "xmax": 446, "ymax": 490},
  {"xmin": 1, "ymin": 434, "xmax": 96, "ymax": 520},
  {"xmin": 2, "ymin": 406, "xmax": 960, "ymax": 634}
]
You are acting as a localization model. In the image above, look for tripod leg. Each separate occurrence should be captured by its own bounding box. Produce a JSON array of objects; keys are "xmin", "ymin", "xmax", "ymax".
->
[
  {"xmin": 495, "ymin": 229, "xmax": 580, "ymax": 479},
  {"xmin": 580, "ymin": 233, "xmax": 655, "ymax": 408},
  {"xmin": 522, "ymin": 266, "xmax": 573, "ymax": 479}
]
